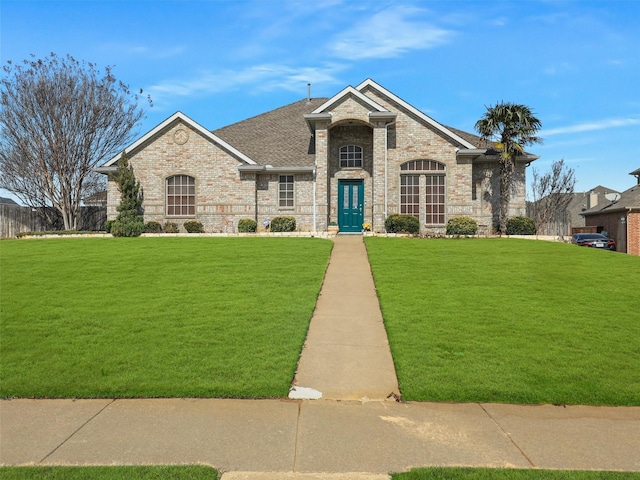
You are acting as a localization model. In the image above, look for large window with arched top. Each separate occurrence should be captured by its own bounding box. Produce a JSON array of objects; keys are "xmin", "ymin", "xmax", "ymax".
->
[
  {"xmin": 400, "ymin": 160, "xmax": 446, "ymax": 225},
  {"xmin": 339, "ymin": 145, "xmax": 363, "ymax": 168},
  {"xmin": 166, "ymin": 175, "xmax": 195, "ymax": 216}
]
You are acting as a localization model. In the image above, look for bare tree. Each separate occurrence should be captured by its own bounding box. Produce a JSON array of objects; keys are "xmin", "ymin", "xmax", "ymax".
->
[
  {"xmin": 0, "ymin": 53, "xmax": 150, "ymax": 230},
  {"xmin": 531, "ymin": 159, "xmax": 576, "ymax": 235}
]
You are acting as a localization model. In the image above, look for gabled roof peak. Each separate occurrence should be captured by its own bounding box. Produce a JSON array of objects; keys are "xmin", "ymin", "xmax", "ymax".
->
[
  {"xmin": 102, "ymin": 111, "xmax": 257, "ymax": 167},
  {"xmin": 356, "ymin": 79, "xmax": 477, "ymax": 150},
  {"xmin": 311, "ymin": 85, "xmax": 390, "ymax": 114}
]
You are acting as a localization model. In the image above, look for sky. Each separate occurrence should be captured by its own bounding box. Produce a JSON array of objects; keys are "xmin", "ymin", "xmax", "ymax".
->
[{"xmin": 2, "ymin": 0, "xmax": 639, "ymax": 201}]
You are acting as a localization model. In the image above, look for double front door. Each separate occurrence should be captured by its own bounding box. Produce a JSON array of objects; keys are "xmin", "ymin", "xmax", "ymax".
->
[{"xmin": 338, "ymin": 179, "xmax": 364, "ymax": 233}]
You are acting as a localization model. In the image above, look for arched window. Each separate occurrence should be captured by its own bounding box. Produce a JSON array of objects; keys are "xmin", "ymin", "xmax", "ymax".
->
[
  {"xmin": 166, "ymin": 175, "xmax": 195, "ymax": 216},
  {"xmin": 400, "ymin": 160, "xmax": 446, "ymax": 225},
  {"xmin": 339, "ymin": 145, "xmax": 363, "ymax": 168}
]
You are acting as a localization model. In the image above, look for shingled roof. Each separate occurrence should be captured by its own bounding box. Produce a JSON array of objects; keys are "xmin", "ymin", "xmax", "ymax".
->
[
  {"xmin": 213, "ymin": 98, "xmax": 327, "ymax": 168},
  {"xmin": 212, "ymin": 95, "xmax": 502, "ymax": 167},
  {"xmin": 582, "ymin": 183, "xmax": 640, "ymax": 215}
]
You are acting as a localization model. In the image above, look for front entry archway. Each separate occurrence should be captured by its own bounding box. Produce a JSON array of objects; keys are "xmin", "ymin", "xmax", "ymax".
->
[{"xmin": 338, "ymin": 179, "xmax": 364, "ymax": 233}]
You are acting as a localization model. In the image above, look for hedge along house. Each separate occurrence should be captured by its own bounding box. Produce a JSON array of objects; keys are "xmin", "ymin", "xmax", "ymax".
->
[{"xmin": 97, "ymin": 79, "xmax": 538, "ymax": 234}]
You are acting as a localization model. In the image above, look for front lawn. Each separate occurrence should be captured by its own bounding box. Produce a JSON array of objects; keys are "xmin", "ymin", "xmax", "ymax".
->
[
  {"xmin": 366, "ymin": 238, "xmax": 640, "ymax": 406},
  {"xmin": 0, "ymin": 237, "xmax": 332, "ymax": 398},
  {"xmin": 392, "ymin": 467, "xmax": 640, "ymax": 479}
]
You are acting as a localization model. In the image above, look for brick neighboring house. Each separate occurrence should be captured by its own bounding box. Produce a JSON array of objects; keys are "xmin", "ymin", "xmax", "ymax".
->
[
  {"xmin": 581, "ymin": 168, "xmax": 640, "ymax": 255},
  {"xmin": 97, "ymin": 79, "xmax": 538, "ymax": 234}
]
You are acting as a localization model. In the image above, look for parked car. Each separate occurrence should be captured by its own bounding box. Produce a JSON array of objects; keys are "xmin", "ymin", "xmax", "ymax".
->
[{"xmin": 572, "ymin": 233, "xmax": 616, "ymax": 250}]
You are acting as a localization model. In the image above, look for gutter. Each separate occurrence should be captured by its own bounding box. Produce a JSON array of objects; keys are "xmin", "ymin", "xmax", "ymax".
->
[
  {"xmin": 94, "ymin": 166, "xmax": 117, "ymax": 174},
  {"xmin": 238, "ymin": 165, "xmax": 315, "ymax": 173}
]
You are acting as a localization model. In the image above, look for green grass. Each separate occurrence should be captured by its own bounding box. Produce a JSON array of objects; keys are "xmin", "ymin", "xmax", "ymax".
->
[
  {"xmin": 392, "ymin": 467, "xmax": 640, "ymax": 479},
  {"xmin": 0, "ymin": 237, "xmax": 332, "ymax": 398},
  {"xmin": 0, "ymin": 466, "xmax": 219, "ymax": 479},
  {"xmin": 366, "ymin": 237, "xmax": 640, "ymax": 406}
]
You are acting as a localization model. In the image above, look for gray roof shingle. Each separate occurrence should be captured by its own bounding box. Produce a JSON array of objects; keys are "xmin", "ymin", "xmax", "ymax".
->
[{"xmin": 213, "ymin": 98, "xmax": 327, "ymax": 168}]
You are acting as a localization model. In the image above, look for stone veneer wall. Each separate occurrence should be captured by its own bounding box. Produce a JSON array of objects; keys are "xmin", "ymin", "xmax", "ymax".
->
[{"xmin": 108, "ymin": 120, "xmax": 256, "ymax": 233}]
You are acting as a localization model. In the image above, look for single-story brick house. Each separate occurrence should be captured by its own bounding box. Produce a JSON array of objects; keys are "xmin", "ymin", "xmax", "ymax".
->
[
  {"xmin": 97, "ymin": 79, "xmax": 538, "ymax": 234},
  {"xmin": 582, "ymin": 168, "xmax": 640, "ymax": 255}
]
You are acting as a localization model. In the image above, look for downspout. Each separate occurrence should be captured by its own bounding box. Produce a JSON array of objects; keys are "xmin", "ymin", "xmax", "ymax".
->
[{"xmin": 313, "ymin": 166, "xmax": 317, "ymax": 233}]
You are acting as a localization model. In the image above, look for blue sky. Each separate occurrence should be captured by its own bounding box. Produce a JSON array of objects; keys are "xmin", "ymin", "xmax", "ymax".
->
[{"xmin": 2, "ymin": 0, "xmax": 639, "ymax": 197}]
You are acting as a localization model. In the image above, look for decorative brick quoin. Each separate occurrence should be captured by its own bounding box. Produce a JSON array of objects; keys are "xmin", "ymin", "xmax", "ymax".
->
[{"xmin": 97, "ymin": 79, "xmax": 539, "ymax": 235}]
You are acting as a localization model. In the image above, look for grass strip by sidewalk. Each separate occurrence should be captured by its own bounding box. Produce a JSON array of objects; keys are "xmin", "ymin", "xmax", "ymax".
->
[
  {"xmin": 0, "ymin": 466, "xmax": 219, "ymax": 479},
  {"xmin": 0, "ymin": 237, "xmax": 332, "ymax": 399},
  {"xmin": 392, "ymin": 467, "xmax": 640, "ymax": 479},
  {"xmin": 366, "ymin": 237, "xmax": 640, "ymax": 406}
]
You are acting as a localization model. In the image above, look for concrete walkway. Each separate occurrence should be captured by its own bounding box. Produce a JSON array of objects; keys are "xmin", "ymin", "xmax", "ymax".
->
[
  {"xmin": 1, "ymin": 236, "xmax": 640, "ymax": 477},
  {"xmin": 289, "ymin": 235, "xmax": 399, "ymax": 401}
]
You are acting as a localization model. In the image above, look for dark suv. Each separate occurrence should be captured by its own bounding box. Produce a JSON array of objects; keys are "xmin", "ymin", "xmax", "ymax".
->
[{"xmin": 572, "ymin": 233, "xmax": 616, "ymax": 250}]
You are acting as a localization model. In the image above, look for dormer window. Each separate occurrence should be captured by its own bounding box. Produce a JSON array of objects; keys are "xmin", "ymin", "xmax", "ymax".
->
[{"xmin": 339, "ymin": 145, "xmax": 363, "ymax": 168}]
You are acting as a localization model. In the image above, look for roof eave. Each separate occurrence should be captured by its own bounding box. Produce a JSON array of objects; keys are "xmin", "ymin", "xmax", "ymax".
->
[{"xmin": 238, "ymin": 165, "xmax": 315, "ymax": 173}]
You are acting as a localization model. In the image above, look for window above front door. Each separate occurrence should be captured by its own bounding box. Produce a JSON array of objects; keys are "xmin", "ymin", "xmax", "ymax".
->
[{"xmin": 339, "ymin": 145, "xmax": 363, "ymax": 168}]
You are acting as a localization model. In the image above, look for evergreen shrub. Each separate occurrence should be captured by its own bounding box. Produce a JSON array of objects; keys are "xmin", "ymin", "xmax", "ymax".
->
[
  {"xmin": 183, "ymin": 221, "xmax": 204, "ymax": 233},
  {"xmin": 385, "ymin": 214, "xmax": 420, "ymax": 234},
  {"xmin": 163, "ymin": 222, "xmax": 179, "ymax": 233},
  {"xmin": 238, "ymin": 218, "xmax": 257, "ymax": 233},
  {"xmin": 111, "ymin": 218, "xmax": 145, "ymax": 237},
  {"xmin": 111, "ymin": 152, "xmax": 144, "ymax": 237},
  {"xmin": 270, "ymin": 216, "xmax": 296, "ymax": 232},
  {"xmin": 506, "ymin": 216, "xmax": 536, "ymax": 235},
  {"xmin": 144, "ymin": 221, "xmax": 163, "ymax": 233},
  {"xmin": 446, "ymin": 216, "xmax": 478, "ymax": 235}
]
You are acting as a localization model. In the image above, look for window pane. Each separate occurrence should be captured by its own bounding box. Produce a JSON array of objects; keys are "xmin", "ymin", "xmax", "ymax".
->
[{"xmin": 166, "ymin": 175, "xmax": 195, "ymax": 216}]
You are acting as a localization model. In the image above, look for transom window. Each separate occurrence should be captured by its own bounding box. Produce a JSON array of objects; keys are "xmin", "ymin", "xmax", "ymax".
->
[
  {"xmin": 279, "ymin": 175, "xmax": 294, "ymax": 207},
  {"xmin": 339, "ymin": 145, "xmax": 363, "ymax": 168},
  {"xmin": 166, "ymin": 175, "xmax": 195, "ymax": 216},
  {"xmin": 400, "ymin": 159, "xmax": 445, "ymax": 171}
]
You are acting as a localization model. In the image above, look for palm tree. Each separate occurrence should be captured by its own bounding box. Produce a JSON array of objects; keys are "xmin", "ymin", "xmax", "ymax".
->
[{"xmin": 475, "ymin": 102, "xmax": 542, "ymax": 234}]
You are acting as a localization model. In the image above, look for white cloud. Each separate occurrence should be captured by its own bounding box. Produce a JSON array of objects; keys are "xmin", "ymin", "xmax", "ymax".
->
[
  {"xmin": 147, "ymin": 63, "xmax": 345, "ymax": 106},
  {"xmin": 328, "ymin": 5, "xmax": 454, "ymax": 60},
  {"xmin": 542, "ymin": 117, "xmax": 640, "ymax": 136}
]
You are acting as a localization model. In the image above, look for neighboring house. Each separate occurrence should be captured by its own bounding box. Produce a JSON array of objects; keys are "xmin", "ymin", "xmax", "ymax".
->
[
  {"xmin": 97, "ymin": 79, "xmax": 538, "ymax": 234},
  {"xmin": 82, "ymin": 190, "xmax": 107, "ymax": 207},
  {"xmin": 527, "ymin": 186, "xmax": 619, "ymax": 236},
  {"xmin": 581, "ymin": 169, "xmax": 640, "ymax": 255},
  {"xmin": 0, "ymin": 197, "xmax": 19, "ymax": 206}
]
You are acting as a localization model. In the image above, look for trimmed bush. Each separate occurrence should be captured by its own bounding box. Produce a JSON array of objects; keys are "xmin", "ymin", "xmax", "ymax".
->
[
  {"xmin": 238, "ymin": 218, "xmax": 257, "ymax": 233},
  {"xmin": 506, "ymin": 216, "xmax": 536, "ymax": 235},
  {"xmin": 183, "ymin": 221, "xmax": 205, "ymax": 233},
  {"xmin": 446, "ymin": 216, "xmax": 478, "ymax": 235},
  {"xmin": 144, "ymin": 221, "xmax": 163, "ymax": 233},
  {"xmin": 270, "ymin": 216, "xmax": 296, "ymax": 232},
  {"xmin": 163, "ymin": 222, "xmax": 179, "ymax": 233},
  {"xmin": 104, "ymin": 220, "xmax": 115, "ymax": 233},
  {"xmin": 385, "ymin": 214, "xmax": 420, "ymax": 234},
  {"xmin": 111, "ymin": 218, "xmax": 145, "ymax": 238}
]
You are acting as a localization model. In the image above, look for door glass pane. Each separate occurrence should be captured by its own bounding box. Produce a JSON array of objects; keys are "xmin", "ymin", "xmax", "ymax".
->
[{"xmin": 343, "ymin": 185, "xmax": 349, "ymax": 209}]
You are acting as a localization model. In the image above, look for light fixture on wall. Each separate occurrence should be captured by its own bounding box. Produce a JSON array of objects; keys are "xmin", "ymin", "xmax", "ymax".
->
[{"xmin": 620, "ymin": 215, "xmax": 626, "ymax": 224}]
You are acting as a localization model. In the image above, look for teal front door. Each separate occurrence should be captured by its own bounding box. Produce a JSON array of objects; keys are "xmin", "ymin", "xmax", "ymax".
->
[{"xmin": 338, "ymin": 179, "xmax": 364, "ymax": 233}]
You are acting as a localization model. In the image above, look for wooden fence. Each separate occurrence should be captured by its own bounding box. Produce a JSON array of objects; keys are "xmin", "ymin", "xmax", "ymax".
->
[{"xmin": 0, "ymin": 205, "xmax": 106, "ymax": 238}]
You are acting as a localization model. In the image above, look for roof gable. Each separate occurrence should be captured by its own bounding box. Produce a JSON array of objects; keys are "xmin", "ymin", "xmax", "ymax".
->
[
  {"xmin": 356, "ymin": 78, "xmax": 477, "ymax": 150},
  {"xmin": 312, "ymin": 85, "xmax": 390, "ymax": 115},
  {"xmin": 102, "ymin": 111, "xmax": 257, "ymax": 167}
]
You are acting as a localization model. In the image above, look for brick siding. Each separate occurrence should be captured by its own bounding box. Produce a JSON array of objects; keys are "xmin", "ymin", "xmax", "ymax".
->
[{"xmin": 108, "ymin": 88, "xmax": 530, "ymax": 235}]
